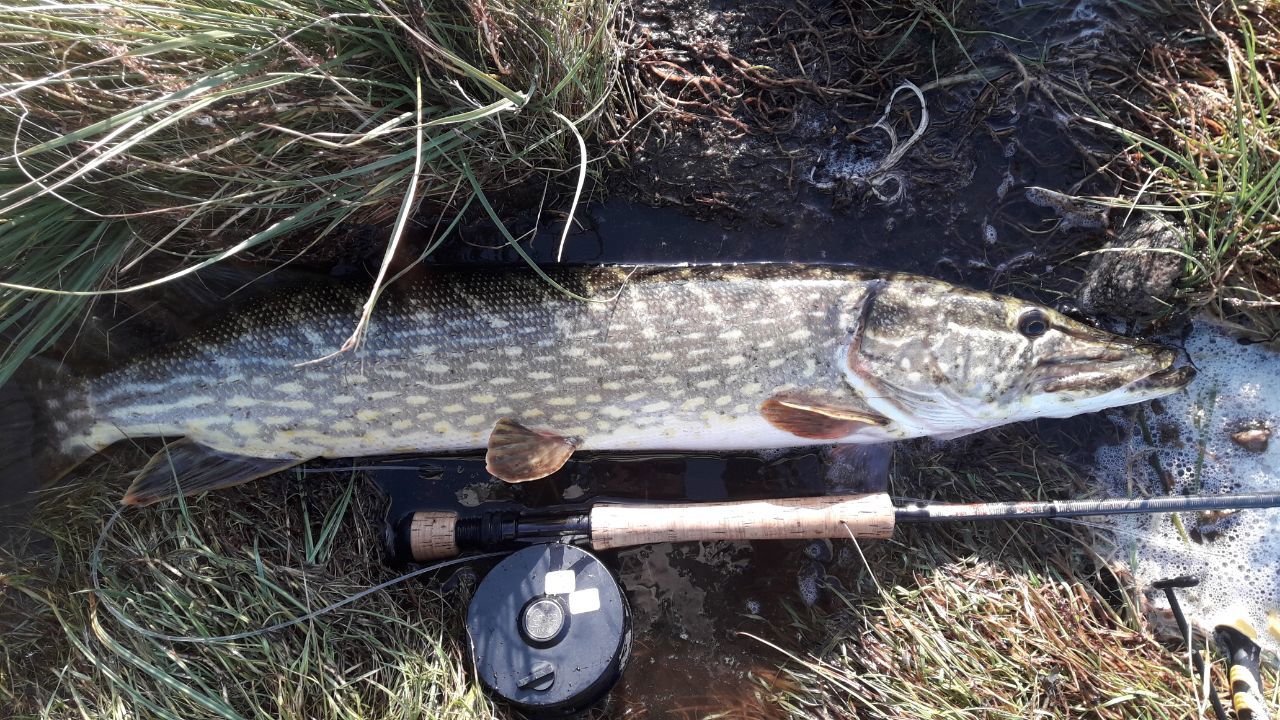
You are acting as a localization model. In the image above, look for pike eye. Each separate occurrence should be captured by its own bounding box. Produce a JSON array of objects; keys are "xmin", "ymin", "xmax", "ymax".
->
[{"xmin": 1018, "ymin": 310, "xmax": 1048, "ymax": 338}]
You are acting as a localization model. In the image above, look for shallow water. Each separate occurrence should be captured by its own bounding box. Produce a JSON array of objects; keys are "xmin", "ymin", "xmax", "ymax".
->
[{"xmin": 1096, "ymin": 321, "xmax": 1280, "ymax": 656}]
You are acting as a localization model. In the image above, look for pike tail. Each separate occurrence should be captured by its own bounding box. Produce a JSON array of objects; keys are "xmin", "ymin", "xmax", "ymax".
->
[{"xmin": 0, "ymin": 357, "xmax": 102, "ymax": 510}]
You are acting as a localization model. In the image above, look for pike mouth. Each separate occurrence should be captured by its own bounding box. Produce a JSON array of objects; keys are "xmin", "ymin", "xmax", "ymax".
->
[
  {"xmin": 1039, "ymin": 347, "xmax": 1195, "ymax": 395},
  {"xmin": 1127, "ymin": 363, "xmax": 1196, "ymax": 393}
]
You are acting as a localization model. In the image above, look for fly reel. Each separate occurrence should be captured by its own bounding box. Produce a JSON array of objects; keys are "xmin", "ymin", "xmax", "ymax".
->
[{"xmin": 465, "ymin": 543, "xmax": 630, "ymax": 716}]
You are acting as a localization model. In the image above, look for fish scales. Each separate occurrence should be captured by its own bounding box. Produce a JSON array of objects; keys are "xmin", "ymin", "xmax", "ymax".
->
[
  {"xmin": 17, "ymin": 263, "xmax": 1194, "ymax": 505},
  {"xmin": 88, "ymin": 265, "xmax": 867, "ymax": 458}
]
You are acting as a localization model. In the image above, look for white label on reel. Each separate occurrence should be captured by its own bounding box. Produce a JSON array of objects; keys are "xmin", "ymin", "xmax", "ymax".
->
[
  {"xmin": 544, "ymin": 570, "xmax": 575, "ymax": 595},
  {"xmin": 568, "ymin": 588, "xmax": 600, "ymax": 614}
]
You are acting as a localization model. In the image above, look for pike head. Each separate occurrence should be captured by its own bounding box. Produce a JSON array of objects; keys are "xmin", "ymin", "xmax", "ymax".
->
[{"xmin": 837, "ymin": 277, "xmax": 1195, "ymax": 438}]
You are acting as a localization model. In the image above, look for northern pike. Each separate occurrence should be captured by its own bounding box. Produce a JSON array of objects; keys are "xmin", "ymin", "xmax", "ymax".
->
[{"xmin": 11, "ymin": 264, "xmax": 1194, "ymax": 505}]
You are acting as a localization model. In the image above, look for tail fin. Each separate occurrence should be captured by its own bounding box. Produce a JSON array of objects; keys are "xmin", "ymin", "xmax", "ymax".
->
[{"xmin": 0, "ymin": 357, "xmax": 100, "ymax": 511}]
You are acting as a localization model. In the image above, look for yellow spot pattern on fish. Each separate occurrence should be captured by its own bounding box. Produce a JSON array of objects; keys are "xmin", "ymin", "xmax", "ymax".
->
[{"xmin": 275, "ymin": 400, "xmax": 313, "ymax": 410}]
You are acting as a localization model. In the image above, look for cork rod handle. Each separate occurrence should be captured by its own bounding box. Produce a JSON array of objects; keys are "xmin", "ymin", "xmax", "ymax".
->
[
  {"xmin": 590, "ymin": 493, "xmax": 897, "ymax": 550},
  {"xmin": 408, "ymin": 510, "xmax": 460, "ymax": 561}
]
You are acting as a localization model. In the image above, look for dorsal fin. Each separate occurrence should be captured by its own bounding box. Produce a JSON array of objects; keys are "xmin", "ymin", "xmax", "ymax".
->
[{"xmin": 486, "ymin": 418, "xmax": 579, "ymax": 483}]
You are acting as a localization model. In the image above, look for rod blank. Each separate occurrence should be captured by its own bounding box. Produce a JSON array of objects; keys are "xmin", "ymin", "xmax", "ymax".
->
[{"xmin": 894, "ymin": 491, "xmax": 1280, "ymax": 523}]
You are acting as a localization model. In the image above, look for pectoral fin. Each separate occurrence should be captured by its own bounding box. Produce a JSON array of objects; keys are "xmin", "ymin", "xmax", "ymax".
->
[
  {"xmin": 122, "ymin": 439, "xmax": 304, "ymax": 506},
  {"xmin": 761, "ymin": 393, "xmax": 889, "ymax": 440},
  {"xmin": 486, "ymin": 418, "xmax": 580, "ymax": 483}
]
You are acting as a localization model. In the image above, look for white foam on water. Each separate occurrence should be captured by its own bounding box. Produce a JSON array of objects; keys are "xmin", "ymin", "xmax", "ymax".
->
[{"xmin": 1093, "ymin": 320, "xmax": 1280, "ymax": 657}]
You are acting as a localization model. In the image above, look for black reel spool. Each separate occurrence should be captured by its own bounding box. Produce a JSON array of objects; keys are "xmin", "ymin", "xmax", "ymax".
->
[{"xmin": 466, "ymin": 543, "xmax": 631, "ymax": 716}]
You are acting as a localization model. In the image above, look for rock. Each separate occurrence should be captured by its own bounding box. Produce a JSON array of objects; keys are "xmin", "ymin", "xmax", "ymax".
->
[
  {"xmin": 1231, "ymin": 427, "xmax": 1271, "ymax": 453},
  {"xmin": 1077, "ymin": 212, "xmax": 1186, "ymax": 319}
]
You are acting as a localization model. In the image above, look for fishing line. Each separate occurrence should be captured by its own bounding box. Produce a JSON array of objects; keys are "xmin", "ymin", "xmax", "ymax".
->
[
  {"xmin": 840, "ymin": 520, "xmax": 886, "ymax": 597},
  {"xmin": 89, "ymin": 504, "xmax": 509, "ymax": 644}
]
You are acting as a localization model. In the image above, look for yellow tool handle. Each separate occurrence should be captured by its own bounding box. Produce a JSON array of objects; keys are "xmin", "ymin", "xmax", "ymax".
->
[
  {"xmin": 1218, "ymin": 625, "xmax": 1271, "ymax": 720},
  {"xmin": 590, "ymin": 493, "xmax": 896, "ymax": 550},
  {"xmin": 1229, "ymin": 663, "xmax": 1269, "ymax": 720}
]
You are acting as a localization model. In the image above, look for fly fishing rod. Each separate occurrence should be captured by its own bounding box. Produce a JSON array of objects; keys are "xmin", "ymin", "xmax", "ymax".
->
[
  {"xmin": 398, "ymin": 490, "xmax": 1280, "ymax": 561},
  {"xmin": 398, "ymin": 491, "xmax": 1280, "ymax": 716}
]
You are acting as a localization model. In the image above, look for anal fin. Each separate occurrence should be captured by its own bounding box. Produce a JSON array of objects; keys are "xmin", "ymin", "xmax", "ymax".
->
[
  {"xmin": 122, "ymin": 439, "xmax": 304, "ymax": 506},
  {"xmin": 486, "ymin": 418, "xmax": 579, "ymax": 483}
]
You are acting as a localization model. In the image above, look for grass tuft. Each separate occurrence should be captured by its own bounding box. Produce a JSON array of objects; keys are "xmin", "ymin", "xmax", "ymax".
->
[
  {"xmin": 1090, "ymin": 2, "xmax": 1280, "ymax": 339},
  {"xmin": 0, "ymin": 461, "xmax": 493, "ymax": 719},
  {"xmin": 0, "ymin": 0, "xmax": 627, "ymax": 383}
]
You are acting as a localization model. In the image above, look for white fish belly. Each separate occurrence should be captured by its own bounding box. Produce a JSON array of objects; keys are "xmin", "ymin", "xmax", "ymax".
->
[{"xmin": 579, "ymin": 415, "xmax": 896, "ymax": 451}]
